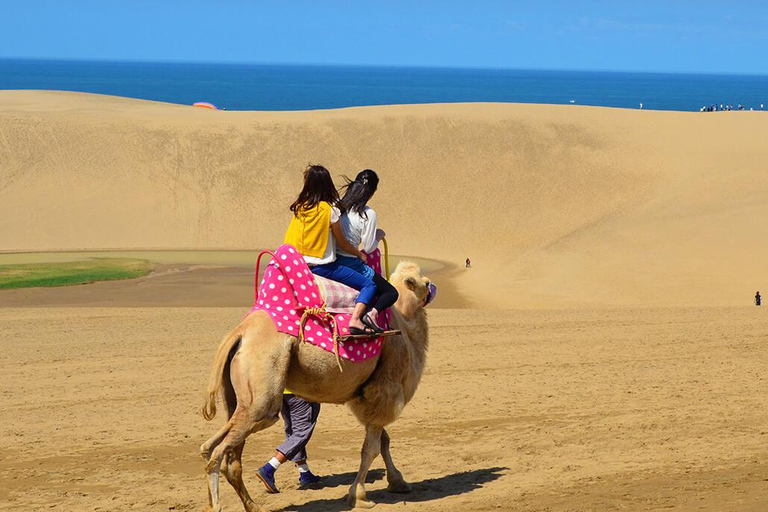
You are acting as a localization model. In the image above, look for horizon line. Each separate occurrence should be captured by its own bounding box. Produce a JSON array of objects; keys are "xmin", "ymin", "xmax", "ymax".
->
[{"xmin": 1, "ymin": 56, "xmax": 767, "ymax": 78}]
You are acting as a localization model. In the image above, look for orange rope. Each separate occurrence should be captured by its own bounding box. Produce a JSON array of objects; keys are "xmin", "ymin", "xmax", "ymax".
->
[{"xmin": 298, "ymin": 306, "xmax": 343, "ymax": 371}]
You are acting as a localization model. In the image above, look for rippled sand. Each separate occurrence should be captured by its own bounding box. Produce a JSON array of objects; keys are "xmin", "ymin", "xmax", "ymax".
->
[{"xmin": 1, "ymin": 305, "xmax": 767, "ymax": 511}]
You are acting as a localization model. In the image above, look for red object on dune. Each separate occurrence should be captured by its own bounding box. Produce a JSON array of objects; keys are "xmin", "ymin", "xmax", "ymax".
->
[{"xmin": 193, "ymin": 102, "xmax": 218, "ymax": 110}]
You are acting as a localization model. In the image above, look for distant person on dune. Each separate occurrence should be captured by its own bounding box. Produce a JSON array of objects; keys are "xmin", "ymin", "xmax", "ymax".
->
[
  {"xmin": 465, "ymin": 257, "xmax": 471, "ymax": 268},
  {"xmin": 755, "ymin": 291, "xmax": 761, "ymax": 306}
]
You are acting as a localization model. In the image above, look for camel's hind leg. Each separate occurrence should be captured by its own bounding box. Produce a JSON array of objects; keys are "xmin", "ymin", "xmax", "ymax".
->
[
  {"xmin": 204, "ymin": 331, "xmax": 291, "ymax": 512},
  {"xmin": 202, "ymin": 377, "xmax": 240, "ymax": 510},
  {"xmin": 201, "ymin": 421, "xmax": 232, "ymax": 462},
  {"xmin": 380, "ymin": 428, "xmax": 411, "ymax": 493},
  {"xmin": 222, "ymin": 442, "xmax": 259, "ymax": 512},
  {"xmin": 206, "ymin": 405, "xmax": 280, "ymax": 512},
  {"xmin": 202, "ymin": 418, "xmax": 237, "ymax": 511},
  {"xmin": 346, "ymin": 425, "xmax": 383, "ymax": 509}
]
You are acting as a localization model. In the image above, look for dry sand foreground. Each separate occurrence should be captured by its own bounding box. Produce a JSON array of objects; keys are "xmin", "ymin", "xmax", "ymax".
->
[
  {"xmin": 1, "ymin": 305, "xmax": 767, "ymax": 511},
  {"xmin": 2, "ymin": 92, "xmax": 768, "ymax": 510}
]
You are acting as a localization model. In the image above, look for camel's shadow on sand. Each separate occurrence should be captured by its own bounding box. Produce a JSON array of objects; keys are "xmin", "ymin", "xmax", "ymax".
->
[{"xmin": 275, "ymin": 466, "xmax": 507, "ymax": 511}]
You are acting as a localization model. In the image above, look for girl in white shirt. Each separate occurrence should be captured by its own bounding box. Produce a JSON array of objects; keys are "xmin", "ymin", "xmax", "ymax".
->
[{"xmin": 337, "ymin": 169, "xmax": 399, "ymax": 330}]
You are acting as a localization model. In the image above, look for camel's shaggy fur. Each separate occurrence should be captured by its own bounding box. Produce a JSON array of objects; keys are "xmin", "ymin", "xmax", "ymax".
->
[{"xmin": 200, "ymin": 261, "xmax": 433, "ymax": 511}]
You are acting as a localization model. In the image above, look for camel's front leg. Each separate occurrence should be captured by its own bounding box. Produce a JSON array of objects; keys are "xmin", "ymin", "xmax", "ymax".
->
[
  {"xmin": 380, "ymin": 428, "xmax": 411, "ymax": 493},
  {"xmin": 347, "ymin": 425, "xmax": 383, "ymax": 509}
]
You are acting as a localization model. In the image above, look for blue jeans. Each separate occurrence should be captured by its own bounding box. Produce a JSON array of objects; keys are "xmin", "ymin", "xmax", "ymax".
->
[
  {"xmin": 310, "ymin": 259, "xmax": 376, "ymax": 306},
  {"xmin": 335, "ymin": 255, "xmax": 375, "ymax": 280}
]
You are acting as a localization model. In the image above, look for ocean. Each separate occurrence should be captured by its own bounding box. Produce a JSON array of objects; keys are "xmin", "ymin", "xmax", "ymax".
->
[{"xmin": 1, "ymin": 58, "xmax": 766, "ymax": 112}]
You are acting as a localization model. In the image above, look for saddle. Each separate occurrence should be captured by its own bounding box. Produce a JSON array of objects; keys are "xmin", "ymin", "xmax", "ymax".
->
[{"xmin": 250, "ymin": 244, "xmax": 396, "ymax": 368}]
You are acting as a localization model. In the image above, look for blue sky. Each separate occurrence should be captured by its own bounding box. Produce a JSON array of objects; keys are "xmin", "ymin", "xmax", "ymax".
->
[{"xmin": 4, "ymin": 1, "xmax": 768, "ymax": 74}]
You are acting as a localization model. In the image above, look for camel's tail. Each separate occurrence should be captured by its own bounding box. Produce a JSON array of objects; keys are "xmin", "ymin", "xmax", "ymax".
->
[{"xmin": 201, "ymin": 327, "xmax": 242, "ymax": 421}]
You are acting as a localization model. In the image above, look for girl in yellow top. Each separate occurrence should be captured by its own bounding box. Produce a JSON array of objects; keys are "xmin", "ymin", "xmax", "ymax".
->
[{"xmin": 284, "ymin": 165, "xmax": 379, "ymax": 335}]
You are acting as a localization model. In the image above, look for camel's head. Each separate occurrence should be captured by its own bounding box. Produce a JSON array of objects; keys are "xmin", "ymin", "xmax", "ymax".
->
[{"xmin": 390, "ymin": 261, "xmax": 436, "ymax": 318}]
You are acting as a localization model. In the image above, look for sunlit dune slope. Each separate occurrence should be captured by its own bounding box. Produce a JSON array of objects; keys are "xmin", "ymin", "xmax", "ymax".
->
[{"xmin": 1, "ymin": 90, "xmax": 766, "ymax": 307}]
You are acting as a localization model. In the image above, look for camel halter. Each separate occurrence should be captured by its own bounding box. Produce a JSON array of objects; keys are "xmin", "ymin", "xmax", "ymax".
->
[{"xmin": 254, "ymin": 250, "xmax": 345, "ymax": 371}]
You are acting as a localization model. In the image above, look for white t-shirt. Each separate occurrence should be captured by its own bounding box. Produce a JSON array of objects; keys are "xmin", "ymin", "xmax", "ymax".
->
[
  {"xmin": 338, "ymin": 207, "xmax": 378, "ymax": 258},
  {"xmin": 304, "ymin": 206, "xmax": 341, "ymax": 266}
]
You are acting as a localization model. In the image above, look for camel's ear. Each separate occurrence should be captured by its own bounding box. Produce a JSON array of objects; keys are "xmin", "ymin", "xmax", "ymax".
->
[{"xmin": 404, "ymin": 276, "xmax": 417, "ymax": 290}]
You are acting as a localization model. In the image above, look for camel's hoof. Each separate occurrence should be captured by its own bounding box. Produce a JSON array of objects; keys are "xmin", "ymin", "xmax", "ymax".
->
[
  {"xmin": 346, "ymin": 494, "xmax": 376, "ymax": 509},
  {"xmin": 387, "ymin": 480, "xmax": 412, "ymax": 494},
  {"xmin": 203, "ymin": 506, "xmax": 222, "ymax": 512},
  {"xmin": 244, "ymin": 500, "xmax": 261, "ymax": 512}
]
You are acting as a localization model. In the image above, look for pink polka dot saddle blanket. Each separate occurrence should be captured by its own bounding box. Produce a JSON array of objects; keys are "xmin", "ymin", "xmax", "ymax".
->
[{"xmin": 249, "ymin": 244, "xmax": 391, "ymax": 364}]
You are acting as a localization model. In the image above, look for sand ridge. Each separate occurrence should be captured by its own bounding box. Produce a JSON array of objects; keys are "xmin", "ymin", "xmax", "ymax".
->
[{"xmin": 3, "ymin": 91, "xmax": 768, "ymax": 307}]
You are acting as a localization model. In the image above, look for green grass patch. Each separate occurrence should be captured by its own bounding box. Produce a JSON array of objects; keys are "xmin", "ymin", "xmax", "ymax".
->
[{"xmin": 0, "ymin": 258, "xmax": 154, "ymax": 289}]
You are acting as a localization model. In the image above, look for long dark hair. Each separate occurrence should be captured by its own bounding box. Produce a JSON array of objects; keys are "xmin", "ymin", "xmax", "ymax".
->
[
  {"xmin": 289, "ymin": 164, "xmax": 339, "ymax": 215},
  {"xmin": 338, "ymin": 169, "xmax": 379, "ymax": 219}
]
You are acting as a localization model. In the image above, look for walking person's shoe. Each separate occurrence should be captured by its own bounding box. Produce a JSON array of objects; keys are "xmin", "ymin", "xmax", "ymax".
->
[
  {"xmin": 298, "ymin": 470, "xmax": 322, "ymax": 489},
  {"xmin": 256, "ymin": 464, "xmax": 280, "ymax": 493}
]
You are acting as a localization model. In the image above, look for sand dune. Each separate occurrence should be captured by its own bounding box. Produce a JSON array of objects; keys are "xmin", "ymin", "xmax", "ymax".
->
[
  {"xmin": 3, "ymin": 92, "xmax": 768, "ymax": 511},
  {"xmin": 1, "ymin": 90, "xmax": 767, "ymax": 307}
]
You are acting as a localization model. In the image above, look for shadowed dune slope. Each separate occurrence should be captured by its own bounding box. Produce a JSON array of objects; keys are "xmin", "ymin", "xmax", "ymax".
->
[{"xmin": 1, "ymin": 91, "xmax": 767, "ymax": 307}]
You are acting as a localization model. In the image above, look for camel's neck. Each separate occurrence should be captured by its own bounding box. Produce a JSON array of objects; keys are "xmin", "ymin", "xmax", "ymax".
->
[{"xmin": 392, "ymin": 307, "xmax": 429, "ymax": 368}]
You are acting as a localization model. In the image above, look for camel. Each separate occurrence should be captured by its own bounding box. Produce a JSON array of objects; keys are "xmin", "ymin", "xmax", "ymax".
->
[{"xmin": 200, "ymin": 261, "xmax": 434, "ymax": 511}]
